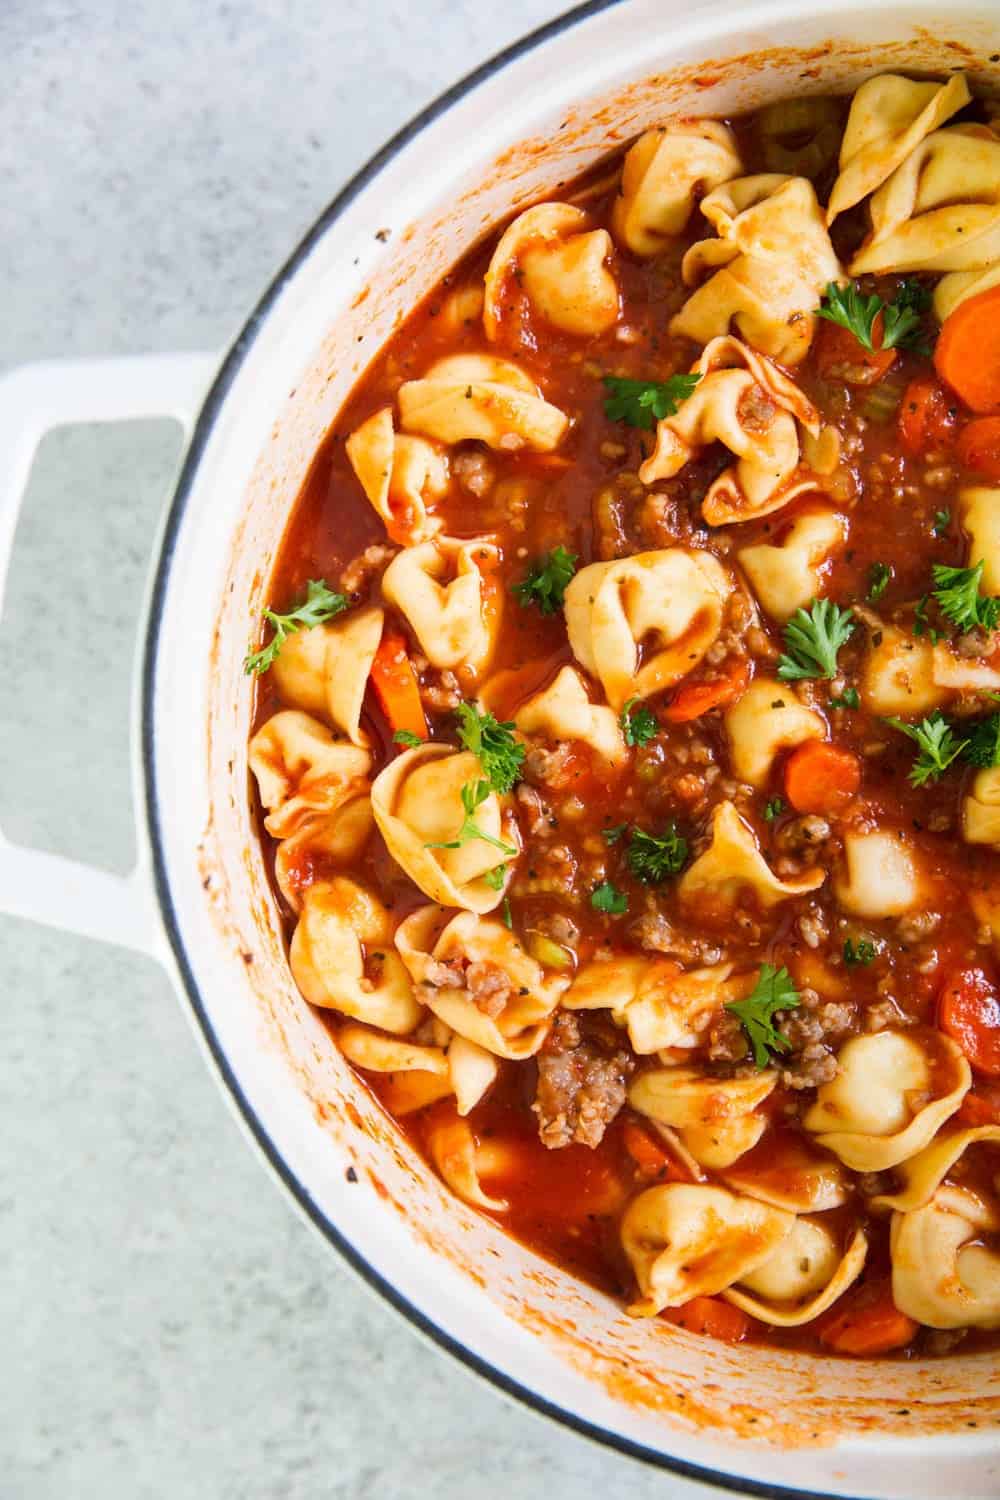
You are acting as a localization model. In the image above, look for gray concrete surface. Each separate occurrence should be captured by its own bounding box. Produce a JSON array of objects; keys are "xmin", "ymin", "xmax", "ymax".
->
[{"xmin": 1, "ymin": 4, "xmax": 717, "ymax": 1497}]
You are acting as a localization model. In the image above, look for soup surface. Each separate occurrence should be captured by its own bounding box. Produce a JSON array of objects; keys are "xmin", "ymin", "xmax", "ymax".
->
[{"xmin": 248, "ymin": 72, "xmax": 1000, "ymax": 1357}]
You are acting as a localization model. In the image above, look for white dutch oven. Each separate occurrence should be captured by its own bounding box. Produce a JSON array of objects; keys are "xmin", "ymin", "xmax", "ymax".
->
[{"xmin": 4, "ymin": 2, "xmax": 1000, "ymax": 1494}]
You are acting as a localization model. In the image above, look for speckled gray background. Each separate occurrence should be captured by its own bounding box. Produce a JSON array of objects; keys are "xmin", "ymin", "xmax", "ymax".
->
[{"xmin": 0, "ymin": 4, "xmax": 722, "ymax": 1496}]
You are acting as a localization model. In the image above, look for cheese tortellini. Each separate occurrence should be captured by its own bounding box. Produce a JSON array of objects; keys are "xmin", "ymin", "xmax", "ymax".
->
[
  {"xmin": 963, "ymin": 767, "xmax": 1000, "ymax": 848},
  {"xmin": 248, "ymin": 710, "xmax": 371, "ymax": 840},
  {"xmin": 564, "ymin": 957, "xmax": 737, "ymax": 1054},
  {"xmin": 273, "ymin": 797, "xmax": 374, "ymax": 911},
  {"xmin": 827, "ymin": 72, "xmax": 970, "ymax": 223},
  {"xmin": 338, "ymin": 1022, "xmax": 498, "ymax": 1118},
  {"xmin": 737, "ymin": 506, "xmax": 848, "ymax": 621},
  {"xmin": 679, "ymin": 800, "xmax": 825, "ymax": 909},
  {"xmin": 563, "ymin": 547, "xmax": 729, "ymax": 711},
  {"xmin": 289, "ymin": 878, "xmax": 421, "ymax": 1034},
  {"xmin": 891, "ymin": 1185, "xmax": 1000, "ymax": 1330},
  {"xmin": 671, "ymin": 175, "xmax": 844, "ymax": 364},
  {"xmin": 724, "ymin": 678, "xmax": 826, "ymax": 789},
  {"xmin": 484, "ymin": 203, "xmax": 619, "ymax": 337},
  {"xmin": 804, "ymin": 1030, "xmax": 971, "ymax": 1171},
  {"xmin": 871, "ymin": 1125, "xmax": 1000, "ymax": 1214},
  {"xmin": 345, "ymin": 408, "xmax": 448, "ymax": 545},
  {"xmin": 935, "ymin": 263, "xmax": 1000, "ymax": 322},
  {"xmin": 395, "ymin": 904, "xmax": 566, "ymax": 1058},
  {"xmin": 724, "ymin": 1221, "xmax": 868, "ymax": 1328},
  {"xmin": 513, "ymin": 665, "xmax": 627, "ymax": 767},
  {"xmin": 850, "ymin": 125, "xmax": 1000, "ymax": 275},
  {"xmin": 397, "ymin": 353, "xmax": 569, "ymax": 452},
  {"xmin": 639, "ymin": 337, "xmax": 821, "ymax": 526},
  {"xmin": 722, "ymin": 1132, "xmax": 850, "ymax": 1213},
  {"xmin": 610, "ymin": 119, "xmax": 742, "ymax": 256},
  {"xmin": 425, "ymin": 1106, "xmax": 508, "ymax": 1211},
  {"xmin": 371, "ymin": 746, "xmax": 517, "ymax": 913},
  {"xmin": 270, "ymin": 605, "xmax": 383, "ymax": 746},
  {"xmin": 629, "ymin": 1065, "xmax": 776, "ymax": 1168},
  {"xmin": 381, "ymin": 536, "xmax": 500, "ymax": 675},
  {"xmin": 834, "ymin": 830, "xmax": 924, "ymax": 918},
  {"xmin": 960, "ymin": 486, "xmax": 1000, "ymax": 595}
]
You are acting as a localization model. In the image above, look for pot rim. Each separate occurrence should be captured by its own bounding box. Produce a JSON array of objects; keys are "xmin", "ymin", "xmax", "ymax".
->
[{"xmin": 138, "ymin": 3, "xmax": 960, "ymax": 1491}]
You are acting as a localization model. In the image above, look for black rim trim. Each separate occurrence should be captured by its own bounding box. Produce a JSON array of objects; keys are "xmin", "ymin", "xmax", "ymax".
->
[{"xmin": 140, "ymin": 5, "xmax": 883, "ymax": 1495}]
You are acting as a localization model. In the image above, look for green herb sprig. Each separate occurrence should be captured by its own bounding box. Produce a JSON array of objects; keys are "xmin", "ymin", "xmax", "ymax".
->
[
  {"xmin": 454, "ymin": 702, "xmax": 525, "ymax": 794},
  {"xmin": 512, "ymin": 546, "xmax": 578, "ymax": 615},
  {"xmin": 244, "ymin": 579, "xmax": 348, "ymax": 675},
  {"xmin": 725, "ymin": 963, "xmax": 801, "ymax": 1070},
  {"xmin": 778, "ymin": 598, "xmax": 855, "ymax": 681},
  {"xmin": 602, "ymin": 373, "xmax": 701, "ymax": 429}
]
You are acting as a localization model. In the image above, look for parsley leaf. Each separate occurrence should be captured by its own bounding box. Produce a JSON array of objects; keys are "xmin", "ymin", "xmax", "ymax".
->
[
  {"xmin": 884, "ymin": 711, "xmax": 969, "ymax": 787},
  {"xmin": 482, "ymin": 864, "xmax": 508, "ymax": 891},
  {"xmin": 602, "ymin": 372, "xmax": 701, "ymax": 429},
  {"xmin": 912, "ymin": 592, "xmax": 943, "ymax": 644},
  {"xmin": 933, "ymin": 509, "xmax": 951, "ymax": 538},
  {"xmin": 931, "ymin": 560, "xmax": 1000, "ymax": 634},
  {"xmin": 621, "ymin": 697, "xmax": 659, "ymax": 747},
  {"xmin": 244, "ymin": 579, "xmax": 348, "ymax": 675},
  {"xmin": 603, "ymin": 823, "xmax": 628, "ymax": 845},
  {"xmin": 425, "ymin": 780, "xmax": 518, "ymax": 856},
  {"xmin": 763, "ymin": 797, "xmax": 785, "ymax": 822},
  {"xmin": 591, "ymin": 881, "xmax": 628, "ymax": 914},
  {"xmin": 816, "ymin": 278, "xmax": 930, "ymax": 355},
  {"xmin": 625, "ymin": 824, "xmax": 689, "ymax": 883},
  {"xmin": 778, "ymin": 598, "xmax": 855, "ymax": 681},
  {"xmin": 829, "ymin": 687, "xmax": 860, "ymax": 710},
  {"xmin": 844, "ymin": 938, "xmax": 877, "ymax": 967},
  {"xmin": 512, "ymin": 546, "xmax": 577, "ymax": 615},
  {"xmin": 501, "ymin": 896, "xmax": 513, "ymax": 930},
  {"xmin": 867, "ymin": 562, "xmax": 892, "ymax": 602},
  {"xmin": 964, "ymin": 713, "xmax": 1000, "ymax": 769},
  {"xmin": 454, "ymin": 701, "xmax": 525, "ymax": 793},
  {"xmin": 725, "ymin": 963, "xmax": 801, "ymax": 1070},
  {"xmin": 393, "ymin": 729, "xmax": 423, "ymax": 748}
]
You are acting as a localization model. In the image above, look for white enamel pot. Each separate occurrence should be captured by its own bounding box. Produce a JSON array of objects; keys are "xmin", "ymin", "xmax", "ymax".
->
[{"xmin": 4, "ymin": 2, "xmax": 1000, "ymax": 1494}]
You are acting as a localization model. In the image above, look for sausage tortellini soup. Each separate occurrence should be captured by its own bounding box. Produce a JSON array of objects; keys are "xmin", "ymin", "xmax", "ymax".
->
[{"xmin": 248, "ymin": 73, "xmax": 1000, "ymax": 1359}]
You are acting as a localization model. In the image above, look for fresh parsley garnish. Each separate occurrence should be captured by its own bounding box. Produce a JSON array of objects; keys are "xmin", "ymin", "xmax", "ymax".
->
[
  {"xmin": 816, "ymin": 278, "xmax": 930, "ymax": 355},
  {"xmin": 425, "ymin": 780, "xmax": 518, "ymax": 856},
  {"xmin": 884, "ymin": 711, "xmax": 969, "ymax": 787},
  {"xmin": 778, "ymin": 598, "xmax": 855, "ymax": 681},
  {"xmin": 964, "ymin": 713, "xmax": 1000, "ymax": 769},
  {"xmin": 483, "ymin": 864, "xmax": 508, "ymax": 891},
  {"xmin": 912, "ymin": 592, "xmax": 943, "ymax": 644},
  {"xmin": 501, "ymin": 896, "xmax": 513, "ymax": 930},
  {"xmin": 931, "ymin": 560, "xmax": 1000, "ymax": 634},
  {"xmin": 829, "ymin": 688, "xmax": 860, "ymax": 710},
  {"xmin": 454, "ymin": 702, "xmax": 525, "ymax": 793},
  {"xmin": 512, "ymin": 546, "xmax": 577, "ymax": 615},
  {"xmin": 620, "ymin": 697, "xmax": 658, "ymax": 747},
  {"xmin": 933, "ymin": 510, "xmax": 951, "ymax": 538},
  {"xmin": 844, "ymin": 938, "xmax": 877, "ymax": 967},
  {"xmin": 244, "ymin": 579, "xmax": 348, "ymax": 675},
  {"xmin": 725, "ymin": 963, "xmax": 801, "ymax": 1070},
  {"xmin": 763, "ymin": 797, "xmax": 785, "ymax": 822},
  {"xmin": 867, "ymin": 563, "xmax": 892, "ymax": 602},
  {"xmin": 393, "ymin": 729, "xmax": 423, "ymax": 748},
  {"xmin": 602, "ymin": 372, "xmax": 701, "ymax": 429},
  {"xmin": 603, "ymin": 823, "xmax": 628, "ymax": 845},
  {"xmin": 625, "ymin": 824, "xmax": 689, "ymax": 883},
  {"xmin": 591, "ymin": 881, "xmax": 628, "ymax": 914}
]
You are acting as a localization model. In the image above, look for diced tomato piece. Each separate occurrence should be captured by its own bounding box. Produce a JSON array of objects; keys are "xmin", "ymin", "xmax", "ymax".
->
[
  {"xmin": 662, "ymin": 1296, "xmax": 753, "ymax": 1344},
  {"xmin": 957, "ymin": 416, "xmax": 1000, "ymax": 480},
  {"xmin": 937, "ymin": 966, "xmax": 1000, "ymax": 1077},
  {"xmin": 664, "ymin": 659, "xmax": 751, "ymax": 723},
  {"xmin": 897, "ymin": 376, "xmax": 958, "ymax": 456},
  {"xmin": 815, "ymin": 313, "xmax": 896, "ymax": 386}
]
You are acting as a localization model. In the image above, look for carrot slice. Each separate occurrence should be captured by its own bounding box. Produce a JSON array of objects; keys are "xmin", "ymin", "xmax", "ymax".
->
[
  {"xmin": 623, "ymin": 1118, "xmax": 689, "ymax": 1182},
  {"xmin": 662, "ymin": 1296, "xmax": 752, "ymax": 1344},
  {"xmin": 897, "ymin": 375, "xmax": 958, "ymax": 456},
  {"xmin": 934, "ymin": 283, "xmax": 1000, "ymax": 413},
  {"xmin": 663, "ymin": 659, "xmax": 751, "ymax": 724},
  {"xmin": 937, "ymin": 966, "xmax": 1000, "ymax": 1077},
  {"xmin": 957, "ymin": 416, "xmax": 1000, "ymax": 480},
  {"xmin": 958, "ymin": 1081, "xmax": 1000, "ymax": 1127},
  {"xmin": 815, "ymin": 313, "xmax": 896, "ymax": 386},
  {"xmin": 817, "ymin": 1279, "xmax": 918, "ymax": 1356},
  {"xmin": 370, "ymin": 632, "xmax": 428, "ymax": 740},
  {"xmin": 783, "ymin": 741, "xmax": 861, "ymax": 815}
]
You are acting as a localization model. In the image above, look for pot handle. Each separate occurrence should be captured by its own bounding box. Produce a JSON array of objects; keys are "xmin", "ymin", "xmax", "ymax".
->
[{"xmin": 0, "ymin": 352, "xmax": 217, "ymax": 956}]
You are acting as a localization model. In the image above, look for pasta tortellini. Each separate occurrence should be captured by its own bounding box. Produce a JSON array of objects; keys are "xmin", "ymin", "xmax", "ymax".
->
[
  {"xmin": 871, "ymin": 1125, "xmax": 1000, "ymax": 1214},
  {"xmin": 337, "ymin": 1022, "xmax": 498, "ymax": 1117},
  {"xmin": 395, "ymin": 904, "xmax": 566, "ymax": 1058},
  {"xmin": 935, "ymin": 263, "xmax": 1000, "ymax": 322},
  {"xmin": 963, "ymin": 767, "xmax": 1000, "ymax": 848},
  {"xmin": 563, "ymin": 547, "xmax": 729, "ymax": 711},
  {"xmin": 513, "ymin": 664, "xmax": 627, "ymax": 767},
  {"xmin": 397, "ymin": 353, "xmax": 569, "ymax": 452},
  {"xmin": 565, "ymin": 958, "xmax": 737, "ymax": 1054},
  {"xmin": 249, "ymin": 710, "xmax": 371, "ymax": 840},
  {"xmin": 629, "ymin": 1065, "xmax": 776, "ymax": 1169},
  {"xmin": 804, "ymin": 1030, "xmax": 971, "ymax": 1171},
  {"xmin": 289, "ymin": 878, "xmax": 421, "ymax": 1034},
  {"xmin": 371, "ymin": 746, "xmax": 517, "ymax": 913},
  {"xmin": 671, "ymin": 175, "xmax": 844, "ymax": 364},
  {"xmin": 345, "ymin": 408, "xmax": 448, "ymax": 545},
  {"xmin": 679, "ymin": 800, "xmax": 825, "ymax": 909},
  {"xmin": 621, "ymin": 1183, "xmax": 794, "ymax": 1314},
  {"xmin": 271, "ymin": 605, "xmax": 383, "ymax": 746},
  {"xmin": 891, "ymin": 1185, "xmax": 1000, "ymax": 1330},
  {"xmin": 484, "ymin": 203, "xmax": 619, "ymax": 337},
  {"xmin": 827, "ymin": 72, "xmax": 971, "ymax": 223},
  {"xmin": 274, "ymin": 797, "xmax": 374, "ymax": 911},
  {"xmin": 724, "ymin": 678, "xmax": 826, "ymax": 788},
  {"xmin": 639, "ymin": 337, "xmax": 821, "ymax": 526},
  {"xmin": 737, "ymin": 506, "xmax": 848, "ymax": 621},
  {"xmin": 860, "ymin": 624, "xmax": 943, "ymax": 717},
  {"xmin": 850, "ymin": 125, "xmax": 1000, "ymax": 275},
  {"xmin": 381, "ymin": 536, "xmax": 499, "ymax": 675},
  {"xmin": 960, "ymin": 486, "xmax": 1000, "ymax": 595},
  {"xmin": 723, "ymin": 1132, "xmax": 850, "ymax": 1213},
  {"xmin": 834, "ymin": 830, "xmax": 924, "ymax": 919},
  {"xmin": 425, "ymin": 1106, "xmax": 508, "ymax": 1211},
  {"xmin": 724, "ymin": 1221, "xmax": 868, "ymax": 1328},
  {"xmin": 610, "ymin": 119, "xmax": 742, "ymax": 256}
]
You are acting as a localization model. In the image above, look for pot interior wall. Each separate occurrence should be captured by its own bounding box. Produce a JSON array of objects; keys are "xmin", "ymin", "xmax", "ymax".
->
[{"xmin": 157, "ymin": 5, "xmax": 1000, "ymax": 1494}]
